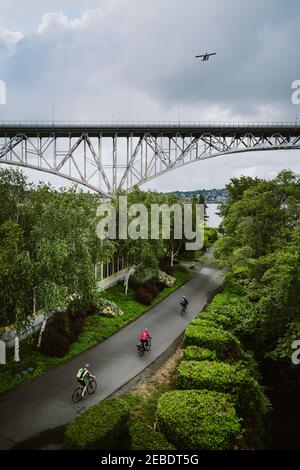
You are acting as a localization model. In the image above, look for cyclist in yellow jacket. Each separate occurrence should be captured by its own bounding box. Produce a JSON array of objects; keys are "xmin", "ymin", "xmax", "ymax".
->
[{"xmin": 76, "ymin": 364, "xmax": 94, "ymax": 397}]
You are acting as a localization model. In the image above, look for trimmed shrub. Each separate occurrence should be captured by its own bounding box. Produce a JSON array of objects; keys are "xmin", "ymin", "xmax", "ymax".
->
[
  {"xmin": 205, "ymin": 292, "xmax": 254, "ymax": 335},
  {"xmin": 197, "ymin": 311, "xmax": 232, "ymax": 329},
  {"xmin": 40, "ymin": 326, "xmax": 71, "ymax": 357},
  {"xmin": 129, "ymin": 421, "xmax": 175, "ymax": 450},
  {"xmin": 135, "ymin": 287, "xmax": 155, "ymax": 305},
  {"xmin": 156, "ymin": 390, "xmax": 242, "ymax": 450},
  {"xmin": 176, "ymin": 361, "xmax": 270, "ymax": 422},
  {"xmin": 64, "ymin": 398, "xmax": 130, "ymax": 449},
  {"xmin": 184, "ymin": 324, "xmax": 242, "ymax": 361},
  {"xmin": 191, "ymin": 318, "xmax": 221, "ymax": 329},
  {"xmin": 184, "ymin": 346, "xmax": 218, "ymax": 362}
]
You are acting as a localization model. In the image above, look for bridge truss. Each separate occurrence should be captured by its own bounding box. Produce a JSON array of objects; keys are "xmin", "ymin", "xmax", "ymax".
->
[{"xmin": 0, "ymin": 122, "xmax": 300, "ymax": 196}]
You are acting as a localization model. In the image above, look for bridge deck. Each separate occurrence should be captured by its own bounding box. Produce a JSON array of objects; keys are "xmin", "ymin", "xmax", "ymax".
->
[{"xmin": 1, "ymin": 121, "xmax": 300, "ymax": 137}]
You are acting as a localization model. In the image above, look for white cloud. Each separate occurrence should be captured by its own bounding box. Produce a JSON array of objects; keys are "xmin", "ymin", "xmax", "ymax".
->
[{"xmin": 0, "ymin": 26, "xmax": 23, "ymax": 56}]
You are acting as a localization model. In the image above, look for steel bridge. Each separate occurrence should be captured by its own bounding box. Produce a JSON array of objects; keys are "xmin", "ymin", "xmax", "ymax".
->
[{"xmin": 0, "ymin": 121, "xmax": 300, "ymax": 196}]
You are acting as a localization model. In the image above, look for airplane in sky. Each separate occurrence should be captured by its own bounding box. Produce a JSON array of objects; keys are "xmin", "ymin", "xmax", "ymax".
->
[{"xmin": 195, "ymin": 52, "xmax": 216, "ymax": 61}]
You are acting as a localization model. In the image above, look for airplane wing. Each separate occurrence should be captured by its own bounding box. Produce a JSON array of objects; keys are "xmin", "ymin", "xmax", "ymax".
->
[
  {"xmin": 208, "ymin": 52, "xmax": 216, "ymax": 56},
  {"xmin": 195, "ymin": 54, "xmax": 205, "ymax": 58}
]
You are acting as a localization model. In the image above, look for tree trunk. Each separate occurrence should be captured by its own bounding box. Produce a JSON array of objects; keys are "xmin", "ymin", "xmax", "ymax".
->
[
  {"xmin": 14, "ymin": 335, "xmax": 20, "ymax": 362},
  {"xmin": 124, "ymin": 269, "xmax": 130, "ymax": 295},
  {"xmin": 37, "ymin": 317, "xmax": 47, "ymax": 349},
  {"xmin": 170, "ymin": 249, "xmax": 174, "ymax": 267}
]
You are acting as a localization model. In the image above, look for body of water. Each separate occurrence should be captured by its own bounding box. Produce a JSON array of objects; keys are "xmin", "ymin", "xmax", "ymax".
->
[{"xmin": 206, "ymin": 203, "xmax": 222, "ymax": 228}]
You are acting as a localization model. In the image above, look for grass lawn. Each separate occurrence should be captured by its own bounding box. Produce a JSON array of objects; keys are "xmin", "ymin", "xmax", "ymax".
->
[{"xmin": 0, "ymin": 265, "xmax": 191, "ymax": 395}]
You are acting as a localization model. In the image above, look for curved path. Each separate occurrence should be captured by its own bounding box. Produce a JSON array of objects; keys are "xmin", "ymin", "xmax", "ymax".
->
[{"xmin": 0, "ymin": 264, "xmax": 223, "ymax": 449}]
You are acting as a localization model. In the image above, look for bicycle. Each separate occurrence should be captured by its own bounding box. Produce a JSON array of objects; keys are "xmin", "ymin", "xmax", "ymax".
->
[
  {"xmin": 137, "ymin": 339, "xmax": 152, "ymax": 357},
  {"xmin": 181, "ymin": 304, "xmax": 187, "ymax": 316},
  {"xmin": 72, "ymin": 375, "xmax": 97, "ymax": 403}
]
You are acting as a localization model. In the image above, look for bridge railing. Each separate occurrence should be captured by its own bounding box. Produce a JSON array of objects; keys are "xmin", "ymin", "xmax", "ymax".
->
[{"xmin": 0, "ymin": 120, "xmax": 300, "ymax": 128}]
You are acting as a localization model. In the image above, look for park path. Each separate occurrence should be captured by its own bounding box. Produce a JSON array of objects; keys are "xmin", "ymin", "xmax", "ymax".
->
[{"xmin": 0, "ymin": 262, "xmax": 223, "ymax": 449}]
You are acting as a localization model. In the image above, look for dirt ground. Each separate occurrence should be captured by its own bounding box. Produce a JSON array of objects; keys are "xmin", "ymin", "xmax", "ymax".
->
[{"xmin": 130, "ymin": 344, "xmax": 184, "ymax": 400}]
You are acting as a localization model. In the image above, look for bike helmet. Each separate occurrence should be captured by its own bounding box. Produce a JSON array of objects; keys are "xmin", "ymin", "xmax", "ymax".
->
[{"xmin": 85, "ymin": 363, "xmax": 90, "ymax": 368}]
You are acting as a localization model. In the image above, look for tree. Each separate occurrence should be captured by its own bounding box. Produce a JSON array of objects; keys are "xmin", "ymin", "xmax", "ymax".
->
[{"xmin": 0, "ymin": 220, "xmax": 32, "ymax": 361}]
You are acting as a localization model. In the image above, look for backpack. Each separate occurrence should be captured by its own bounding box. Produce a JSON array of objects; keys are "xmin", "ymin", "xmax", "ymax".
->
[{"xmin": 77, "ymin": 368, "xmax": 87, "ymax": 380}]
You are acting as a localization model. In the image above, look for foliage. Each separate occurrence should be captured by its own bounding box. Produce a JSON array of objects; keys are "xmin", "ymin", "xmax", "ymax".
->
[
  {"xmin": 156, "ymin": 390, "xmax": 242, "ymax": 450},
  {"xmin": 158, "ymin": 270, "xmax": 175, "ymax": 287},
  {"xmin": 128, "ymin": 421, "xmax": 175, "ymax": 450},
  {"xmin": 97, "ymin": 298, "xmax": 124, "ymax": 317},
  {"xmin": 184, "ymin": 346, "xmax": 218, "ymax": 362},
  {"xmin": 135, "ymin": 287, "xmax": 155, "ymax": 305},
  {"xmin": 268, "ymin": 321, "xmax": 300, "ymax": 363},
  {"xmin": 176, "ymin": 361, "xmax": 270, "ymax": 426},
  {"xmin": 64, "ymin": 398, "xmax": 130, "ymax": 449},
  {"xmin": 184, "ymin": 323, "xmax": 242, "ymax": 361}
]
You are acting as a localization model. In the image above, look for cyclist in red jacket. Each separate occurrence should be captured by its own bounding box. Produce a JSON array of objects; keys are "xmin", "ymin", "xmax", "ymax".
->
[{"xmin": 139, "ymin": 328, "xmax": 151, "ymax": 350}]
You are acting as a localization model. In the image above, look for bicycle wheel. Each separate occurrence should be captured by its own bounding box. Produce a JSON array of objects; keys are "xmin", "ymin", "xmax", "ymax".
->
[
  {"xmin": 72, "ymin": 387, "xmax": 83, "ymax": 403},
  {"xmin": 138, "ymin": 347, "xmax": 144, "ymax": 357},
  {"xmin": 145, "ymin": 339, "xmax": 151, "ymax": 351},
  {"xmin": 87, "ymin": 379, "xmax": 97, "ymax": 395}
]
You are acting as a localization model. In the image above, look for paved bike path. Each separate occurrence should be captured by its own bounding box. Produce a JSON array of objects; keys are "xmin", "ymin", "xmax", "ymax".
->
[{"xmin": 0, "ymin": 265, "xmax": 223, "ymax": 449}]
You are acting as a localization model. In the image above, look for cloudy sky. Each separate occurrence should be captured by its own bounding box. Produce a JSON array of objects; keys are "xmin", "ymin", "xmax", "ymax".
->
[{"xmin": 0, "ymin": 0, "xmax": 300, "ymax": 190}]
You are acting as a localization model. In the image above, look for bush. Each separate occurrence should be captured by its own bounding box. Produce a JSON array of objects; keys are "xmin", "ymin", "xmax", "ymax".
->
[
  {"xmin": 97, "ymin": 298, "xmax": 124, "ymax": 317},
  {"xmin": 191, "ymin": 318, "xmax": 221, "ymax": 329},
  {"xmin": 159, "ymin": 258, "xmax": 174, "ymax": 275},
  {"xmin": 184, "ymin": 346, "xmax": 218, "ymax": 362},
  {"xmin": 158, "ymin": 271, "xmax": 175, "ymax": 288},
  {"xmin": 40, "ymin": 326, "xmax": 71, "ymax": 357},
  {"xmin": 129, "ymin": 421, "xmax": 175, "ymax": 450},
  {"xmin": 199, "ymin": 311, "xmax": 232, "ymax": 329},
  {"xmin": 184, "ymin": 324, "xmax": 242, "ymax": 361},
  {"xmin": 205, "ymin": 227, "xmax": 218, "ymax": 243},
  {"xmin": 69, "ymin": 312, "xmax": 85, "ymax": 338},
  {"xmin": 156, "ymin": 390, "xmax": 242, "ymax": 450},
  {"xmin": 149, "ymin": 278, "xmax": 165, "ymax": 292},
  {"xmin": 176, "ymin": 361, "xmax": 270, "ymax": 423},
  {"xmin": 205, "ymin": 292, "xmax": 255, "ymax": 338},
  {"xmin": 135, "ymin": 287, "xmax": 155, "ymax": 305},
  {"xmin": 64, "ymin": 398, "xmax": 130, "ymax": 449},
  {"xmin": 129, "ymin": 277, "xmax": 142, "ymax": 291},
  {"xmin": 143, "ymin": 282, "xmax": 159, "ymax": 297}
]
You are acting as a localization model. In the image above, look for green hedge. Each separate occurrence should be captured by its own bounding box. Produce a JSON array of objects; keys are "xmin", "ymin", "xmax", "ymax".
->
[
  {"xmin": 64, "ymin": 398, "xmax": 130, "ymax": 449},
  {"xmin": 184, "ymin": 324, "xmax": 242, "ymax": 361},
  {"xmin": 129, "ymin": 421, "xmax": 175, "ymax": 450},
  {"xmin": 176, "ymin": 361, "xmax": 270, "ymax": 422},
  {"xmin": 156, "ymin": 390, "xmax": 242, "ymax": 450},
  {"xmin": 198, "ymin": 311, "xmax": 232, "ymax": 329},
  {"xmin": 191, "ymin": 318, "xmax": 220, "ymax": 329},
  {"xmin": 184, "ymin": 346, "xmax": 218, "ymax": 362},
  {"xmin": 204, "ymin": 292, "xmax": 254, "ymax": 336}
]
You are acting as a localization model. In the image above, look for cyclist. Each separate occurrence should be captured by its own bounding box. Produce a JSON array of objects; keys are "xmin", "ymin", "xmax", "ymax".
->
[
  {"xmin": 139, "ymin": 328, "xmax": 151, "ymax": 350},
  {"xmin": 76, "ymin": 364, "xmax": 95, "ymax": 397},
  {"xmin": 180, "ymin": 295, "xmax": 189, "ymax": 312}
]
